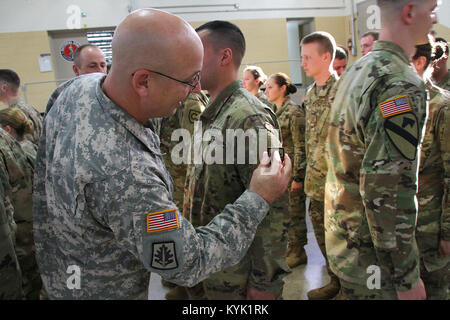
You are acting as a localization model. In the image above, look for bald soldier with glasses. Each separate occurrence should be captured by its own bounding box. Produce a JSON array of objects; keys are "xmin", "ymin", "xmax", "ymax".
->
[{"xmin": 33, "ymin": 9, "xmax": 291, "ymax": 300}]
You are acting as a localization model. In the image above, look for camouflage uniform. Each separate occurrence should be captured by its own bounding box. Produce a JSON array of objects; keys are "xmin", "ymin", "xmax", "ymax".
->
[
  {"xmin": 157, "ymin": 92, "xmax": 209, "ymax": 210},
  {"xmin": 9, "ymin": 98, "xmax": 42, "ymax": 146},
  {"xmin": 33, "ymin": 74, "xmax": 271, "ymax": 299},
  {"xmin": 0, "ymin": 128, "xmax": 40, "ymax": 299},
  {"xmin": 325, "ymin": 41, "xmax": 428, "ymax": 299},
  {"xmin": 275, "ymin": 99, "xmax": 307, "ymax": 250},
  {"xmin": 185, "ymin": 81, "xmax": 289, "ymax": 299},
  {"xmin": 0, "ymin": 134, "xmax": 23, "ymax": 300},
  {"xmin": 304, "ymin": 72, "xmax": 338, "ymax": 277},
  {"xmin": 434, "ymin": 71, "xmax": 450, "ymax": 92},
  {"xmin": 416, "ymin": 81, "xmax": 450, "ymax": 300}
]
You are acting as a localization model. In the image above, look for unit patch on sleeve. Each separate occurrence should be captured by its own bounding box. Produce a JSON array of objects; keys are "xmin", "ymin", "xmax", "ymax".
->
[
  {"xmin": 147, "ymin": 209, "xmax": 179, "ymax": 233},
  {"xmin": 151, "ymin": 242, "xmax": 178, "ymax": 270},
  {"xmin": 384, "ymin": 112, "xmax": 419, "ymax": 161},
  {"xmin": 379, "ymin": 95, "xmax": 412, "ymax": 118}
]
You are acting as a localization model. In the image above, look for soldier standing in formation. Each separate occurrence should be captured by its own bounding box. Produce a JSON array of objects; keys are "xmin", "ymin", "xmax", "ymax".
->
[
  {"xmin": 411, "ymin": 38, "xmax": 450, "ymax": 300},
  {"xmin": 432, "ymin": 38, "xmax": 450, "ymax": 91},
  {"xmin": 301, "ymin": 31, "xmax": 341, "ymax": 300},
  {"xmin": 0, "ymin": 127, "xmax": 39, "ymax": 299},
  {"xmin": 325, "ymin": 0, "xmax": 438, "ymax": 300},
  {"xmin": 265, "ymin": 72, "xmax": 308, "ymax": 269},
  {"xmin": 242, "ymin": 65, "xmax": 273, "ymax": 109},
  {"xmin": 183, "ymin": 20, "xmax": 289, "ymax": 300}
]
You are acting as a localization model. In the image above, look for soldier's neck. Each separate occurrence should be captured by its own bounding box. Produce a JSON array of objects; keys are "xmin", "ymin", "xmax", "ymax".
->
[
  {"xmin": 314, "ymin": 69, "xmax": 332, "ymax": 87},
  {"xmin": 379, "ymin": 28, "xmax": 416, "ymax": 60}
]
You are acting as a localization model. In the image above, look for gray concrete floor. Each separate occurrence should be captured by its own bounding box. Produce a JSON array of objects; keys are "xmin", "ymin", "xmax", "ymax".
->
[{"xmin": 148, "ymin": 198, "xmax": 328, "ymax": 300}]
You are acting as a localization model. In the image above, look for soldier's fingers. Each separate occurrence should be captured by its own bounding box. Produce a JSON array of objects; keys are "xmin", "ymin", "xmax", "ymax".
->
[
  {"xmin": 260, "ymin": 151, "xmax": 270, "ymax": 166},
  {"xmin": 269, "ymin": 150, "xmax": 282, "ymax": 173}
]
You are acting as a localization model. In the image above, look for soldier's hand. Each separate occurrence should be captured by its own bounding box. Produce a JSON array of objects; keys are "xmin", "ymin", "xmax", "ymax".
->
[
  {"xmin": 439, "ymin": 240, "xmax": 450, "ymax": 257},
  {"xmin": 291, "ymin": 180, "xmax": 303, "ymax": 192},
  {"xmin": 249, "ymin": 151, "xmax": 292, "ymax": 204},
  {"xmin": 397, "ymin": 278, "xmax": 426, "ymax": 300}
]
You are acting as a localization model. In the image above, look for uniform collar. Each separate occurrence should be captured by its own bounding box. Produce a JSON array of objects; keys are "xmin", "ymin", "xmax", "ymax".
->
[
  {"xmin": 200, "ymin": 80, "xmax": 241, "ymax": 122},
  {"xmin": 275, "ymin": 98, "xmax": 292, "ymax": 117},
  {"xmin": 372, "ymin": 41, "xmax": 410, "ymax": 65},
  {"xmin": 312, "ymin": 72, "xmax": 338, "ymax": 98},
  {"xmin": 95, "ymin": 75, "xmax": 161, "ymax": 156}
]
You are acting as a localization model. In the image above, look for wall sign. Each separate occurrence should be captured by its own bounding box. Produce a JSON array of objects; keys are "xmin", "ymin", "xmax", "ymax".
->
[{"xmin": 60, "ymin": 40, "xmax": 80, "ymax": 62}]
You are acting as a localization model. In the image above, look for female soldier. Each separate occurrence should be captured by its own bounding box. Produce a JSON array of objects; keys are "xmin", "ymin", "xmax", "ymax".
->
[
  {"xmin": 265, "ymin": 72, "xmax": 308, "ymax": 268},
  {"xmin": 242, "ymin": 65, "xmax": 273, "ymax": 109},
  {"xmin": 0, "ymin": 107, "xmax": 37, "ymax": 164},
  {"xmin": 411, "ymin": 39, "xmax": 450, "ymax": 300}
]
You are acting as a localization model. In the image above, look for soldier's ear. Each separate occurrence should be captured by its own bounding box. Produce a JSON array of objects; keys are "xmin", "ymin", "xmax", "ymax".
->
[
  {"xmin": 72, "ymin": 64, "xmax": 80, "ymax": 76},
  {"xmin": 131, "ymin": 69, "xmax": 150, "ymax": 97},
  {"xmin": 220, "ymin": 48, "xmax": 233, "ymax": 67},
  {"xmin": 401, "ymin": 2, "xmax": 415, "ymax": 25}
]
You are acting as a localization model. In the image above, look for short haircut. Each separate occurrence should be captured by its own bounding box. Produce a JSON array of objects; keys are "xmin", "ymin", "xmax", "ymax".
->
[
  {"xmin": 300, "ymin": 31, "xmax": 336, "ymax": 59},
  {"xmin": 335, "ymin": 46, "xmax": 348, "ymax": 60},
  {"xmin": 73, "ymin": 44, "xmax": 101, "ymax": 67},
  {"xmin": 196, "ymin": 21, "xmax": 246, "ymax": 67},
  {"xmin": 362, "ymin": 31, "xmax": 379, "ymax": 41},
  {"xmin": 435, "ymin": 37, "xmax": 449, "ymax": 55},
  {"xmin": 0, "ymin": 69, "xmax": 20, "ymax": 93},
  {"xmin": 377, "ymin": 0, "xmax": 421, "ymax": 11}
]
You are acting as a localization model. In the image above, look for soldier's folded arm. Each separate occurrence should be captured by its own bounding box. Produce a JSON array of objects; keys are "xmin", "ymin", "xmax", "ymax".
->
[
  {"xmin": 97, "ymin": 155, "xmax": 288, "ymax": 288},
  {"xmin": 360, "ymin": 81, "xmax": 426, "ymax": 292},
  {"xmin": 437, "ymin": 105, "xmax": 450, "ymax": 242}
]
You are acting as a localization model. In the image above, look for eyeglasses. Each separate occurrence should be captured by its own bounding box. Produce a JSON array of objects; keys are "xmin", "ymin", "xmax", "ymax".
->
[{"xmin": 132, "ymin": 68, "xmax": 201, "ymax": 91}]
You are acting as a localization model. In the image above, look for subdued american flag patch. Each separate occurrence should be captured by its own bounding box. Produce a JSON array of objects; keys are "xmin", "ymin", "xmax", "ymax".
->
[
  {"xmin": 379, "ymin": 95, "xmax": 412, "ymax": 118},
  {"xmin": 147, "ymin": 209, "xmax": 179, "ymax": 233}
]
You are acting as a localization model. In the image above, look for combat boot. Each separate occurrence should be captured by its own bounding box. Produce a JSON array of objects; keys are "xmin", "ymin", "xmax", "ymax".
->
[
  {"xmin": 165, "ymin": 285, "xmax": 189, "ymax": 300},
  {"xmin": 286, "ymin": 244, "xmax": 307, "ymax": 268},
  {"xmin": 307, "ymin": 274, "xmax": 340, "ymax": 300}
]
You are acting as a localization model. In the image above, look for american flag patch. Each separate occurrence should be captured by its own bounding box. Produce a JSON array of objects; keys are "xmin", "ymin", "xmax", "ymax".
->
[
  {"xmin": 147, "ymin": 209, "xmax": 179, "ymax": 233},
  {"xmin": 379, "ymin": 95, "xmax": 412, "ymax": 118}
]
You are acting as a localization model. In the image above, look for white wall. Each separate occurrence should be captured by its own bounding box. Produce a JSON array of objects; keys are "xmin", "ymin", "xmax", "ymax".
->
[{"xmin": 0, "ymin": 0, "xmax": 347, "ymax": 33}]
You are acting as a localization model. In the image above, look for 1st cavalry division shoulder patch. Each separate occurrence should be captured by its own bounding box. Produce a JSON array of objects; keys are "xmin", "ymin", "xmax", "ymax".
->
[
  {"xmin": 147, "ymin": 209, "xmax": 179, "ymax": 233},
  {"xmin": 384, "ymin": 112, "xmax": 419, "ymax": 161}
]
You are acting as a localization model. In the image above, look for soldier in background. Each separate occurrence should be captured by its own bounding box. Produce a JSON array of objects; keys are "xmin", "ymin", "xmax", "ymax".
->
[
  {"xmin": 72, "ymin": 44, "xmax": 107, "ymax": 76},
  {"xmin": 301, "ymin": 31, "xmax": 340, "ymax": 300},
  {"xmin": 265, "ymin": 72, "xmax": 307, "ymax": 269},
  {"xmin": 184, "ymin": 20, "xmax": 289, "ymax": 300},
  {"xmin": 333, "ymin": 46, "xmax": 348, "ymax": 76},
  {"xmin": 0, "ymin": 135, "xmax": 24, "ymax": 300},
  {"xmin": 0, "ymin": 127, "xmax": 40, "ymax": 299},
  {"xmin": 411, "ymin": 39, "xmax": 450, "ymax": 300},
  {"xmin": 0, "ymin": 69, "xmax": 42, "ymax": 146},
  {"xmin": 242, "ymin": 65, "xmax": 273, "ymax": 109},
  {"xmin": 432, "ymin": 38, "xmax": 450, "ymax": 91},
  {"xmin": 0, "ymin": 108, "xmax": 37, "ymax": 164},
  {"xmin": 360, "ymin": 31, "xmax": 379, "ymax": 56},
  {"xmin": 325, "ymin": 0, "xmax": 438, "ymax": 300}
]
